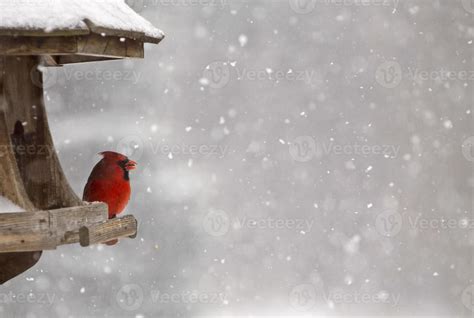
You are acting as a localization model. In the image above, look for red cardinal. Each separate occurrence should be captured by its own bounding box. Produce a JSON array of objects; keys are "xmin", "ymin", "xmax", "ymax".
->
[{"xmin": 83, "ymin": 151, "xmax": 137, "ymax": 245}]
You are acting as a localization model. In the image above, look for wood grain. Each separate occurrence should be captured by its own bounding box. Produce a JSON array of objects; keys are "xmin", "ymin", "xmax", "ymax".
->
[
  {"xmin": 0, "ymin": 203, "xmax": 109, "ymax": 253},
  {"xmin": 79, "ymin": 215, "xmax": 138, "ymax": 247},
  {"xmin": 0, "ymin": 35, "xmax": 145, "ymax": 61}
]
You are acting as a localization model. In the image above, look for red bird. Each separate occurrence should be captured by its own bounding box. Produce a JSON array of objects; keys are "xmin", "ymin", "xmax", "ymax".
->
[{"xmin": 83, "ymin": 151, "xmax": 137, "ymax": 245}]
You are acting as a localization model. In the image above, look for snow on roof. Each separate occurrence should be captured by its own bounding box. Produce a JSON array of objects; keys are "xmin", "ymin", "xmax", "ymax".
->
[{"xmin": 0, "ymin": 0, "xmax": 164, "ymax": 43}]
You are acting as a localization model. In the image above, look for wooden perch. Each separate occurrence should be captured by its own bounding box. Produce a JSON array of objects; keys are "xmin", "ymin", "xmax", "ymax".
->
[
  {"xmin": 79, "ymin": 215, "xmax": 138, "ymax": 247},
  {"xmin": 0, "ymin": 203, "xmax": 107, "ymax": 253}
]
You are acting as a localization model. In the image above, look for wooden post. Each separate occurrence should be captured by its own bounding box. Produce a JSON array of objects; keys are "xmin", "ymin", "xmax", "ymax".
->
[
  {"xmin": 0, "ymin": 55, "xmax": 83, "ymax": 284},
  {"xmin": 1, "ymin": 56, "xmax": 83, "ymax": 210}
]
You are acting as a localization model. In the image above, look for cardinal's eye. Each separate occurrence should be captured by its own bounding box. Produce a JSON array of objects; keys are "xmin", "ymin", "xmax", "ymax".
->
[{"xmin": 118, "ymin": 159, "xmax": 129, "ymax": 168}]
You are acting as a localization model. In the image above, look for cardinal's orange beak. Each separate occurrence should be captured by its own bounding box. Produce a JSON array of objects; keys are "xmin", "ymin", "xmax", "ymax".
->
[{"xmin": 125, "ymin": 160, "xmax": 137, "ymax": 171}]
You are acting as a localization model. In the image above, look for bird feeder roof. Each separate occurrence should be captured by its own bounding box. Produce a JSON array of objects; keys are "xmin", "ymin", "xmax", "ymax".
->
[{"xmin": 0, "ymin": 0, "xmax": 164, "ymax": 43}]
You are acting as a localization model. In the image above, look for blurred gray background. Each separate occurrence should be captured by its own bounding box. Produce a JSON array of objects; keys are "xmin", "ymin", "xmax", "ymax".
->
[{"xmin": 2, "ymin": 0, "xmax": 473, "ymax": 317}]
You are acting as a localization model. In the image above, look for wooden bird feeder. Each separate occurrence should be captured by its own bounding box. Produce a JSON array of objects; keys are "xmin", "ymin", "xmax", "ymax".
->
[{"xmin": 0, "ymin": 0, "xmax": 164, "ymax": 284}]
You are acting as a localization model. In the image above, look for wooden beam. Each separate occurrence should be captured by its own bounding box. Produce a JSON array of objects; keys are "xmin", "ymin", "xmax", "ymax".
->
[
  {"xmin": 48, "ymin": 203, "xmax": 108, "ymax": 245},
  {"xmin": 79, "ymin": 215, "xmax": 138, "ymax": 247},
  {"xmin": 0, "ymin": 26, "xmax": 163, "ymax": 44},
  {"xmin": 0, "ymin": 35, "xmax": 145, "ymax": 61},
  {"xmin": 0, "ymin": 203, "xmax": 108, "ymax": 253},
  {"xmin": 0, "ymin": 36, "xmax": 78, "ymax": 55},
  {"xmin": 0, "ymin": 28, "xmax": 90, "ymax": 38},
  {"xmin": 75, "ymin": 34, "xmax": 144, "ymax": 59},
  {"xmin": 0, "ymin": 211, "xmax": 56, "ymax": 253}
]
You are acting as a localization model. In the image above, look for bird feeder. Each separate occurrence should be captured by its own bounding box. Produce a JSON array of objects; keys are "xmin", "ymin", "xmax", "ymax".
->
[{"xmin": 0, "ymin": 0, "xmax": 164, "ymax": 284}]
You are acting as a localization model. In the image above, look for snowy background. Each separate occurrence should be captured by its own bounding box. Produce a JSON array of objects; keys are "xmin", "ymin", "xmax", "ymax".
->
[{"xmin": 1, "ymin": 0, "xmax": 474, "ymax": 317}]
